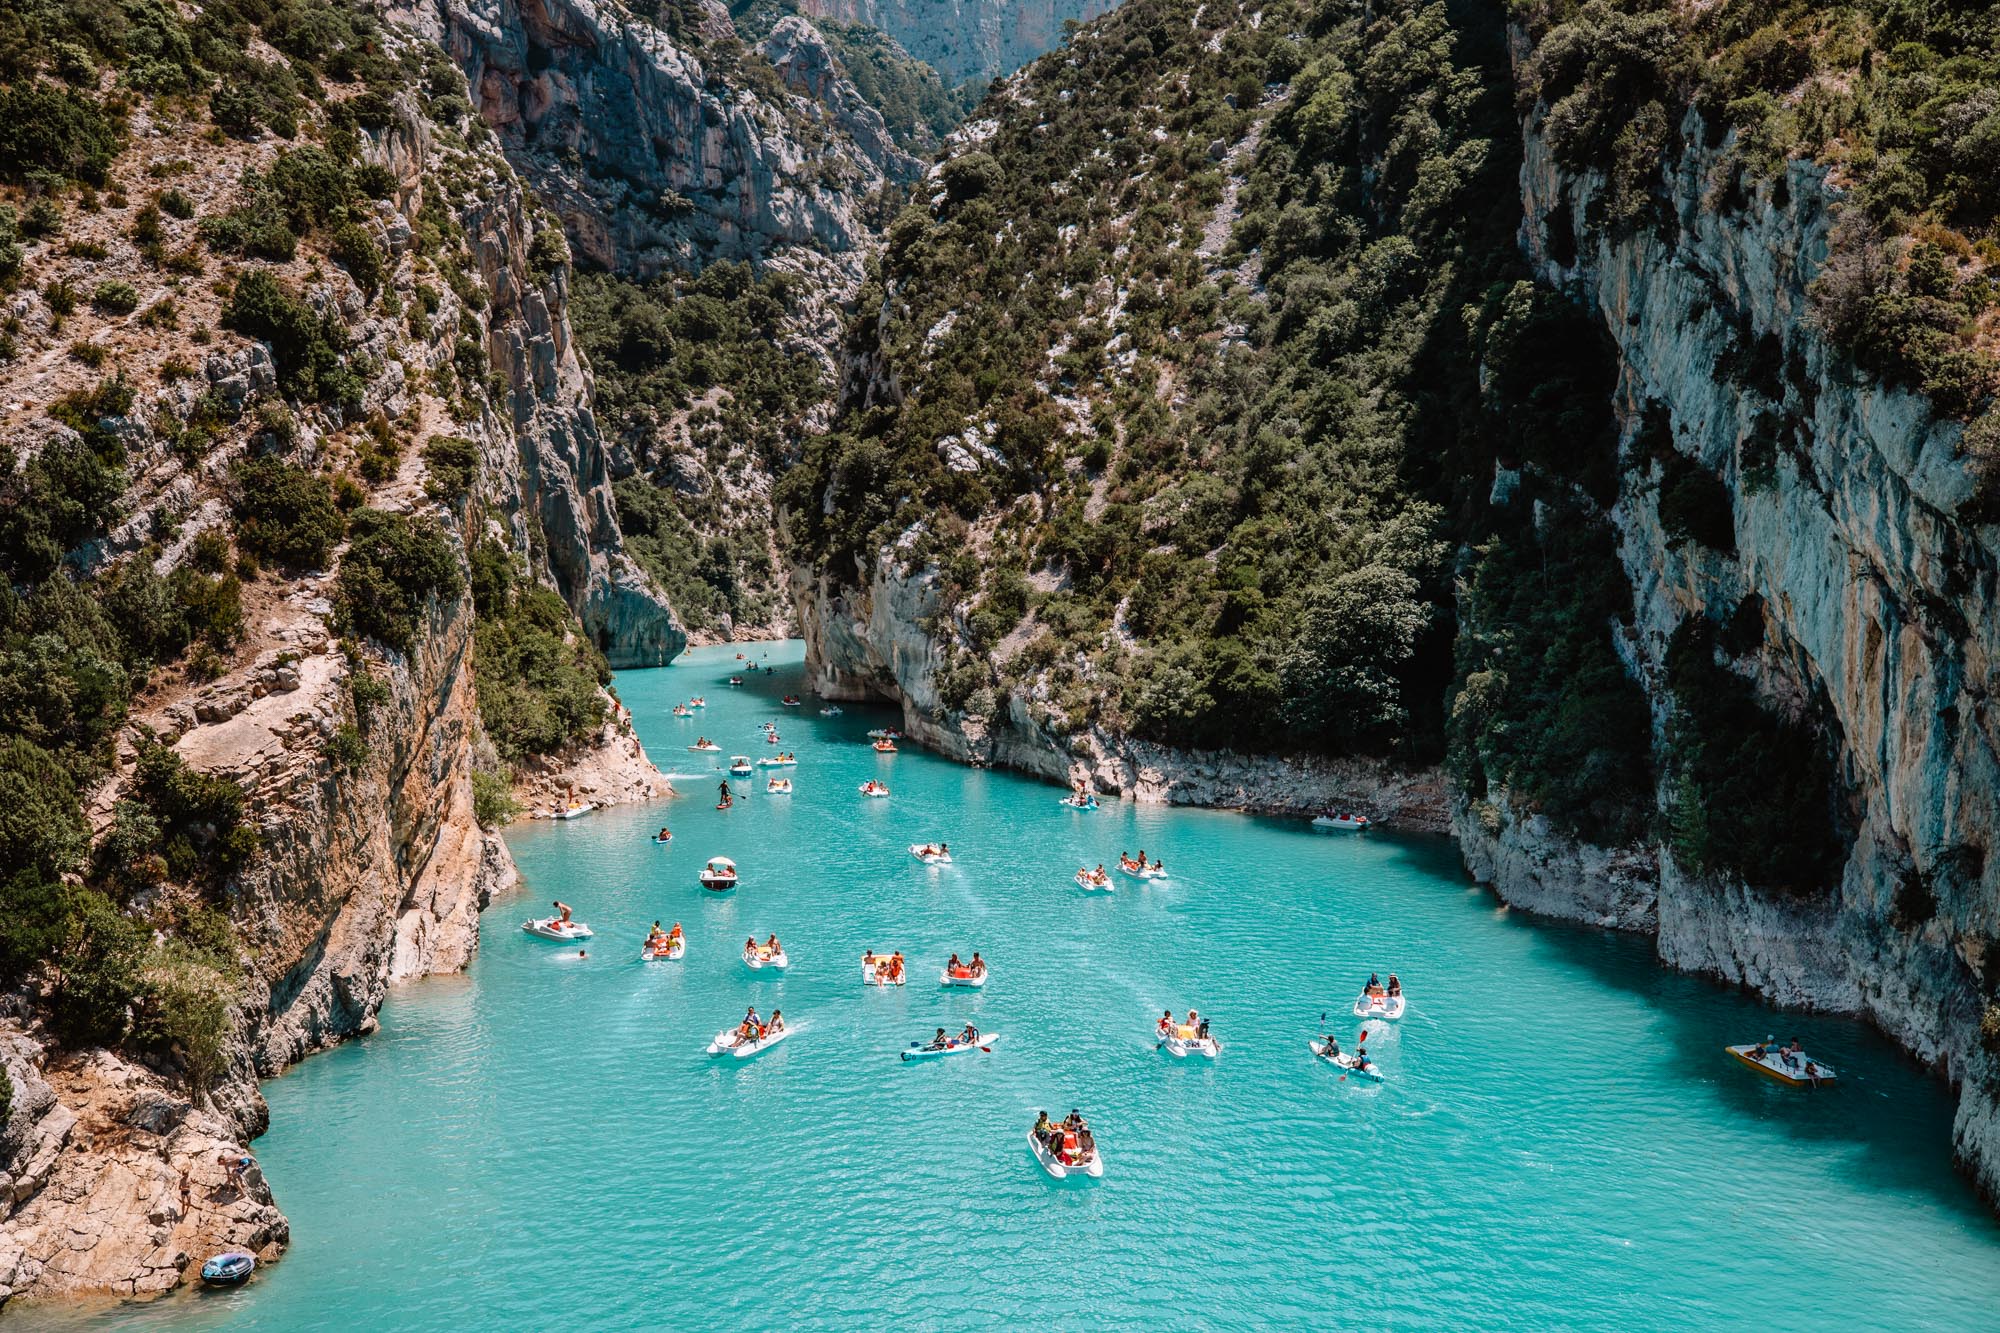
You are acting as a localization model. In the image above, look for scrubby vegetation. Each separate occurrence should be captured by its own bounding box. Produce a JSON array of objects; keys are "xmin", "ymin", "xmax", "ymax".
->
[
  {"xmin": 335, "ymin": 508, "xmax": 463, "ymax": 656},
  {"xmin": 571, "ymin": 264, "xmax": 822, "ymax": 632},
  {"xmin": 469, "ymin": 539, "xmax": 609, "ymax": 761}
]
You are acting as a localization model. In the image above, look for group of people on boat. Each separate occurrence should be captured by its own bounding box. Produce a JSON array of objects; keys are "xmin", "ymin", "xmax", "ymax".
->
[
  {"xmin": 1157, "ymin": 1008, "xmax": 1211, "ymax": 1042},
  {"xmin": 923, "ymin": 1023, "xmax": 982, "ymax": 1052},
  {"xmin": 914, "ymin": 842, "xmax": 950, "ymax": 859},
  {"xmin": 745, "ymin": 933, "xmax": 784, "ymax": 958},
  {"xmin": 782, "ymin": 695, "xmax": 801, "ymax": 706},
  {"xmin": 1031, "ymin": 1110, "xmax": 1096, "ymax": 1165},
  {"xmin": 735, "ymin": 1006, "xmax": 784, "ymax": 1042},
  {"xmin": 1362, "ymin": 973, "xmax": 1402, "ymax": 1000},
  {"xmin": 1746, "ymin": 1036, "xmax": 1823, "ymax": 1078},
  {"xmin": 1065, "ymin": 781, "xmax": 1099, "ymax": 808},
  {"xmin": 860, "ymin": 779, "xmax": 890, "ymax": 796},
  {"xmin": 1119, "ymin": 851, "xmax": 1164, "ymax": 875},
  {"xmin": 1318, "ymin": 1027, "xmax": 1374, "ymax": 1070},
  {"xmin": 1077, "ymin": 864, "xmax": 1111, "ymax": 888},
  {"xmin": 645, "ymin": 921, "xmax": 683, "ymax": 954},
  {"xmin": 944, "ymin": 952, "xmax": 986, "ymax": 981},
  {"xmin": 862, "ymin": 949, "xmax": 906, "ymax": 983}
]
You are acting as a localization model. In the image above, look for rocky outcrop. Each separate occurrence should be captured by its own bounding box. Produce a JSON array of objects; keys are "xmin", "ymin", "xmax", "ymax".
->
[
  {"xmin": 795, "ymin": 562, "xmax": 1451, "ymax": 830},
  {"xmin": 395, "ymin": 0, "xmax": 916, "ymax": 278},
  {"xmin": 1461, "ymin": 90, "xmax": 2000, "ymax": 1195},
  {"xmin": 1452, "ymin": 795, "xmax": 1658, "ymax": 932},
  {"xmin": 795, "ymin": 0, "xmax": 1121, "ymax": 83},
  {"xmin": 511, "ymin": 696, "xmax": 676, "ymax": 817}
]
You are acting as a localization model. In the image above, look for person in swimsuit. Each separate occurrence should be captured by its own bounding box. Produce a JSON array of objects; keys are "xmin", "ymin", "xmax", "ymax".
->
[
  {"xmin": 765, "ymin": 1010, "xmax": 784, "ymax": 1035},
  {"xmin": 969, "ymin": 952, "xmax": 985, "ymax": 976},
  {"xmin": 930, "ymin": 1027, "xmax": 949, "ymax": 1051}
]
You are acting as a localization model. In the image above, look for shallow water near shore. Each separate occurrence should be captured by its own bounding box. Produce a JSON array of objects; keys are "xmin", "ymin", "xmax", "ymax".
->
[{"xmin": 52, "ymin": 641, "xmax": 2000, "ymax": 1330}]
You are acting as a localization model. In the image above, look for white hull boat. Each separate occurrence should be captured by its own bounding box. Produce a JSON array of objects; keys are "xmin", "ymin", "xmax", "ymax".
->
[
  {"xmin": 522, "ymin": 918, "xmax": 592, "ymax": 941},
  {"xmin": 1313, "ymin": 814, "xmax": 1372, "ymax": 831},
  {"xmin": 1027, "ymin": 1127, "xmax": 1103, "ymax": 1179},
  {"xmin": 767, "ymin": 780, "xmax": 792, "ymax": 794},
  {"xmin": 1354, "ymin": 992, "xmax": 1406, "ymax": 1021},
  {"xmin": 1075, "ymin": 871, "xmax": 1113, "ymax": 892},
  {"xmin": 743, "ymin": 947, "xmax": 791, "ymax": 971},
  {"xmin": 642, "ymin": 939, "xmax": 684, "ymax": 961},
  {"xmin": 1158, "ymin": 1030, "xmax": 1219, "ymax": 1059},
  {"xmin": 1118, "ymin": 861, "xmax": 1166, "ymax": 880},
  {"xmin": 859, "ymin": 784, "xmax": 890, "ymax": 798},
  {"xmin": 1309, "ymin": 1037, "xmax": 1384, "ymax": 1081},
  {"xmin": 549, "ymin": 802, "xmax": 596, "ymax": 821},
  {"xmin": 901, "ymin": 1031, "xmax": 1001, "ymax": 1061},
  {"xmin": 1058, "ymin": 796, "xmax": 1099, "ymax": 811},
  {"xmin": 861, "ymin": 961, "xmax": 905, "ymax": 987},
  {"xmin": 708, "ymin": 1026, "xmax": 792, "ymax": 1059},
  {"xmin": 939, "ymin": 968, "xmax": 988, "ymax": 988},
  {"xmin": 910, "ymin": 845, "xmax": 952, "ymax": 865},
  {"xmin": 689, "ymin": 742, "xmax": 721, "ymax": 752}
]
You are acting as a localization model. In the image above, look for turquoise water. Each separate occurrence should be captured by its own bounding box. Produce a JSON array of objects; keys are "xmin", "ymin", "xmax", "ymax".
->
[{"xmin": 53, "ymin": 641, "xmax": 2000, "ymax": 1330}]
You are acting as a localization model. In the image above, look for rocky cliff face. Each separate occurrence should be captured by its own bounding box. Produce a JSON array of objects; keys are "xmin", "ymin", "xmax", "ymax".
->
[
  {"xmin": 794, "ymin": 561, "xmax": 1451, "ymax": 830},
  {"xmin": 1452, "ymin": 95, "xmax": 2000, "ymax": 1197},
  {"xmin": 0, "ymin": 58, "xmax": 675, "ymax": 1306},
  {"xmin": 395, "ymin": 0, "xmax": 917, "ymax": 279},
  {"xmin": 794, "ymin": 0, "xmax": 1119, "ymax": 82}
]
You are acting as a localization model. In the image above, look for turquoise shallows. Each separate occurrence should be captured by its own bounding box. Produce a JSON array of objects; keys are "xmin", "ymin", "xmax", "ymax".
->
[{"xmin": 57, "ymin": 642, "xmax": 2000, "ymax": 1331}]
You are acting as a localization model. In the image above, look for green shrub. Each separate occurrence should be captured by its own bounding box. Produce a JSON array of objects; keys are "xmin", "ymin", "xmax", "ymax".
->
[
  {"xmin": 325, "ymin": 723, "xmax": 369, "ymax": 771},
  {"xmin": 0, "ymin": 82, "xmax": 117, "ymax": 185},
  {"xmin": 1656, "ymin": 452, "xmax": 1736, "ymax": 552},
  {"xmin": 232, "ymin": 456, "xmax": 345, "ymax": 569},
  {"xmin": 335, "ymin": 508, "xmax": 463, "ymax": 655},
  {"xmin": 46, "ymin": 885, "xmax": 145, "ymax": 1047},
  {"xmin": 223, "ymin": 267, "xmax": 361, "ymax": 410},
  {"xmin": 422, "ymin": 435, "xmax": 478, "ymax": 500},
  {"xmin": 471, "ymin": 542, "xmax": 608, "ymax": 761},
  {"xmin": 330, "ymin": 220, "xmax": 384, "ymax": 296},
  {"xmin": 91, "ymin": 280, "xmax": 141, "ymax": 315},
  {"xmin": 131, "ymin": 939, "xmax": 236, "ymax": 1089},
  {"xmin": 472, "ymin": 767, "xmax": 520, "ymax": 828}
]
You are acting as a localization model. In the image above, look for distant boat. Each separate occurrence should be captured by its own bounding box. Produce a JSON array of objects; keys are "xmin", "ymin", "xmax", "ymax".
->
[
  {"xmin": 200, "ymin": 1252, "xmax": 255, "ymax": 1286},
  {"xmin": 1312, "ymin": 812, "xmax": 1371, "ymax": 831},
  {"xmin": 1727, "ymin": 1043, "xmax": 1836, "ymax": 1088}
]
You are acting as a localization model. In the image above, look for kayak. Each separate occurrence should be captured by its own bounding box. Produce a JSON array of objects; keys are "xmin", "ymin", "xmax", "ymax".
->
[
  {"xmin": 939, "ymin": 967, "xmax": 988, "ymax": 988},
  {"xmin": 1726, "ymin": 1044, "xmax": 1837, "ymax": 1087},
  {"xmin": 743, "ymin": 946, "xmax": 791, "ymax": 971},
  {"xmin": 522, "ymin": 917, "xmax": 592, "ymax": 941},
  {"xmin": 1157, "ymin": 1027, "xmax": 1220, "ymax": 1058},
  {"xmin": 1309, "ymin": 1037, "xmax": 1384, "ymax": 1081},
  {"xmin": 900, "ymin": 1031, "xmax": 1002, "ymax": 1061},
  {"xmin": 200, "ymin": 1252, "xmax": 256, "ymax": 1286},
  {"xmin": 1026, "ymin": 1126, "xmax": 1104, "ymax": 1179},
  {"xmin": 910, "ymin": 844, "xmax": 952, "ymax": 865},
  {"xmin": 1354, "ymin": 991, "xmax": 1407, "ymax": 1020},
  {"xmin": 642, "ymin": 938, "xmax": 684, "ymax": 961},
  {"xmin": 1118, "ymin": 860, "xmax": 1166, "ymax": 880},
  {"xmin": 708, "ymin": 1025, "xmax": 792, "ymax": 1059},
  {"xmin": 1075, "ymin": 871, "xmax": 1113, "ymax": 892}
]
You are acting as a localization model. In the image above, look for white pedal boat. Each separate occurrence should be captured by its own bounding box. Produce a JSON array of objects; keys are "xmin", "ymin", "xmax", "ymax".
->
[
  {"xmin": 708, "ymin": 1025, "xmax": 792, "ymax": 1059},
  {"xmin": 901, "ymin": 1031, "xmax": 1001, "ymax": 1061},
  {"xmin": 766, "ymin": 778, "xmax": 793, "ymax": 794},
  {"xmin": 699, "ymin": 856, "xmax": 738, "ymax": 891},
  {"xmin": 672, "ymin": 705, "xmax": 693, "ymax": 717},
  {"xmin": 728, "ymin": 757, "xmax": 754, "ymax": 776},
  {"xmin": 1118, "ymin": 860, "xmax": 1166, "ymax": 880},
  {"xmin": 940, "ymin": 966, "xmax": 988, "ymax": 988},
  {"xmin": 1157, "ymin": 1026, "xmax": 1219, "ymax": 1058},
  {"xmin": 1309, "ymin": 1037, "xmax": 1384, "ymax": 1081},
  {"xmin": 743, "ymin": 945, "xmax": 791, "ymax": 971},
  {"xmin": 523, "ymin": 917, "xmax": 592, "ymax": 941},
  {"xmin": 1027, "ymin": 1127, "xmax": 1103, "ymax": 1179},
  {"xmin": 1354, "ymin": 991, "xmax": 1406, "ymax": 1020},
  {"xmin": 688, "ymin": 741, "xmax": 722, "ymax": 752},
  {"xmin": 1075, "ymin": 870, "xmax": 1113, "ymax": 892},
  {"xmin": 910, "ymin": 844, "xmax": 952, "ymax": 865},
  {"xmin": 861, "ymin": 956, "xmax": 906, "ymax": 986},
  {"xmin": 1313, "ymin": 813, "xmax": 1372, "ymax": 830},
  {"xmin": 858, "ymin": 783, "xmax": 890, "ymax": 798},
  {"xmin": 688, "ymin": 698, "xmax": 706, "ymax": 708},
  {"xmin": 548, "ymin": 802, "xmax": 596, "ymax": 821},
  {"xmin": 1058, "ymin": 795, "xmax": 1100, "ymax": 810},
  {"xmin": 755, "ymin": 756, "xmax": 797, "ymax": 768},
  {"xmin": 642, "ymin": 937, "xmax": 684, "ymax": 961},
  {"xmin": 821, "ymin": 706, "xmax": 843, "ymax": 716}
]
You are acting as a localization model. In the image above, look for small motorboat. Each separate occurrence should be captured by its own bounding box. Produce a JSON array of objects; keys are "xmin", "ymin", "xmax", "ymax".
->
[
  {"xmin": 766, "ymin": 778, "xmax": 793, "ymax": 794},
  {"xmin": 1075, "ymin": 869, "xmax": 1113, "ymax": 892},
  {"xmin": 1027, "ymin": 1125, "xmax": 1103, "ymax": 1179},
  {"xmin": 672, "ymin": 704, "xmax": 693, "ymax": 718},
  {"xmin": 688, "ymin": 741, "xmax": 722, "ymax": 752},
  {"xmin": 1118, "ymin": 857, "xmax": 1167, "ymax": 880},
  {"xmin": 873, "ymin": 739, "xmax": 898, "ymax": 753},
  {"xmin": 861, "ymin": 953, "xmax": 906, "ymax": 986},
  {"xmin": 1309, "ymin": 1037, "xmax": 1384, "ymax": 1081},
  {"xmin": 901, "ymin": 1031, "xmax": 1002, "ymax": 1061},
  {"xmin": 523, "ymin": 917, "xmax": 593, "ymax": 941},
  {"xmin": 743, "ymin": 943, "xmax": 791, "ymax": 971},
  {"xmin": 1157, "ymin": 1022, "xmax": 1219, "ymax": 1059},
  {"xmin": 782, "ymin": 696, "xmax": 802, "ymax": 707},
  {"xmin": 940, "ymin": 963, "xmax": 988, "ymax": 988},
  {"xmin": 1058, "ymin": 794, "xmax": 1100, "ymax": 811},
  {"xmin": 1354, "ymin": 989, "xmax": 1407, "ymax": 1021},
  {"xmin": 200, "ymin": 1251, "xmax": 256, "ymax": 1286},
  {"xmin": 821, "ymin": 706, "xmax": 843, "ymax": 716},
  {"xmin": 1312, "ymin": 812, "xmax": 1372, "ymax": 831},
  {"xmin": 699, "ymin": 856, "xmax": 738, "ymax": 891},
  {"xmin": 1727, "ymin": 1043, "xmax": 1837, "ymax": 1087},
  {"xmin": 910, "ymin": 844, "xmax": 952, "ymax": 865},
  {"xmin": 708, "ymin": 1024, "xmax": 791, "ymax": 1059},
  {"xmin": 729, "ymin": 756, "xmax": 754, "ymax": 776},
  {"xmin": 642, "ymin": 935, "xmax": 685, "ymax": 961},
  {"xmin": 858, "ymin": 781, "xmax": 890, "ymax": 798}
]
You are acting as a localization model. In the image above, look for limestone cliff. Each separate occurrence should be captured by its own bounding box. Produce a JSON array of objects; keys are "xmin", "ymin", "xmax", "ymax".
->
[
  {"xmin": 794, "ymin": 0, "xmax": 1119, "ymax": 83},
  {"xmin": 395, "ymin": 0, "xmax": 917, "ymax": 279},
  {"xmin": 1451, "ymin": 94, "xmax": 2000, "ymax": 1196}
]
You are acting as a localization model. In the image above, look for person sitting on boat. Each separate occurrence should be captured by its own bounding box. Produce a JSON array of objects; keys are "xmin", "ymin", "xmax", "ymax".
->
[
  {"xmin": 928, "ymin": 1027, "xmax": 950, "ymax": 1051},
  {"xmin": 864, "ymin": 949, "xmax": 878, "ymax": 970},
  {"xmin": 1387, "ymin": 973, "xmax": 1402, "ymax": 997},
  {"xmin": 765, "ymin": 933, "xmax": 782, "ymax": 955},
  {"xmin": 1321, "ymin": 1033, "xmax": 1342, "ymax": 1059},
  {"xmin": 738, "ymin": 1007, "xmax": 762, "ymax": 1039},
  {"xmin": 947, "ymin": 952, "xmax": 963, "ymax": 976},
  {"xmin": 958, "ymin": 1022, "xmax": 979, "ymax": 1046},
  {"xmin": 668, "ymin": 923, "xmax": 683, "ymax": 943},
  {"xmin": 1365, "ymin": 973, "xmax": 1384, "ymax": 997},
  {"xmin": 1781, "ymin": 1038, "xmax": 1806, "ymax": 1070},
  {"xmin": 765, "ymin": 1009, "xmax": 785, "ymax": 1035},
  {"xmin": 1158, "ymin": 1009, "xmax": 1174, "ymax": 1037},
  {"xmin": 656, "ymin": 827, "xmax": 672, "ymax": 842},
  {"xmin": 969, "ymin": 951, "xmax": 986, "ymax": 977},
  {"xmin": 1150, "ymin": 858, "xmax": 1164, "ymax": 873},
  {"xmin": 1196, "ymin": 1016, "xmax": 1211, "ymax": 1042},
  {"xmin": 888, "ymin": 952, "xmax": 905, "ymax": 982}
]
